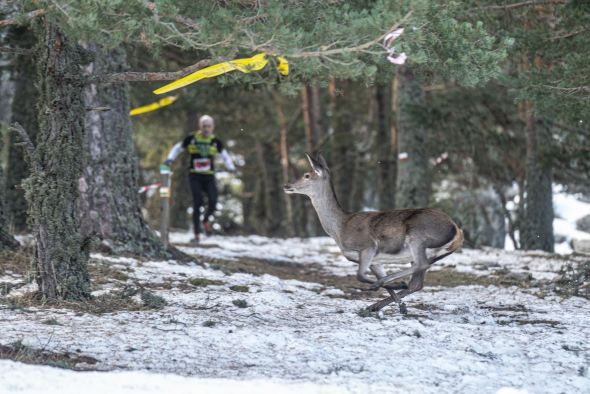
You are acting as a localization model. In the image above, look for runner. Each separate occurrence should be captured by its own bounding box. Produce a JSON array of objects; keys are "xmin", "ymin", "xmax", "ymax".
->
[{"xmin": 164, "ymin": 115, "xmax": 236, "ymax": 243}]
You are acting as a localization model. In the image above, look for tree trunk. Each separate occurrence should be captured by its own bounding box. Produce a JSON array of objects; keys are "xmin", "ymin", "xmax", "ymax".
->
[
  {"xmin": 302, "ymin": 83, "xmax": 319, "ymax": 153},
  {"xmin": 330, "ymin": 80, "xmax": 356, "ymax": 213},
  {"xmin": 6, "ymin": 27, "xmax": 37, "ymax": 233},
  {"xmin": 395, "ymin": 66, "xmax": 431, "ymax": 208},
  {"xmin": 521, "ymin": 112, "xmax": 554, "ymax": 252},
  {"xmin": 375, "ymin": 82, "xmax": 397, "ymax": 210},
  {"xmin": 78, "ymin": 42, "xmax": 168, "ymax": 257},
  {"xmin": 26, "ymin": 20, "xmax": 90, "ymax": 300},
  {"xmin": 301, "ymin": 82, "xmax": 323, "ymax": 235},
  {"xmin": 253, "ymin": 140, "xmax": 284, "ymax": 236},
  {"xmin": 0, "ymin": 34, "xmax": 18, "ymax": 251},
  {"xmin": 274, "ymin": 91, "xmax": 295, "ymax": 236}
]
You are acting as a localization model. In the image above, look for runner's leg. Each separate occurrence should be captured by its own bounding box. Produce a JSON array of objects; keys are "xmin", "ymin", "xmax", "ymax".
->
[
  {"xmin": 188, "ymin": 174, "xmax": 204, "ymax": 234},
  {"xmin": 203, "ymin": 175, "xmax": 218, "ymax": 225}
]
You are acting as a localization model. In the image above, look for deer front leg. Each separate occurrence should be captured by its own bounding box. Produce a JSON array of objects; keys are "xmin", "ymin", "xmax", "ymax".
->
[{"xmin": 356, "ymin": 247, "xmax": 377, "ymax": 284}]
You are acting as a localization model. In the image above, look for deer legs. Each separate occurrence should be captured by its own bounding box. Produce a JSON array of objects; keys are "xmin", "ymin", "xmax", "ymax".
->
[
  {"xmin": 368, "ymin": 264, "xmax": 407, "ymax": 314},
  {"xmin": 354, "ymin": 247, "xmax": 408, "ymax": 313},
  {"xmin": 368, "ymin": 243, "xmax": 429, "ymax": 291}
]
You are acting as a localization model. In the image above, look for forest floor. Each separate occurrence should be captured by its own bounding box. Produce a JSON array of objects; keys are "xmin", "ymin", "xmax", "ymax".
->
[{"xmin": 0, "ymin": 233, "xmax": 589, "ymax": 393}]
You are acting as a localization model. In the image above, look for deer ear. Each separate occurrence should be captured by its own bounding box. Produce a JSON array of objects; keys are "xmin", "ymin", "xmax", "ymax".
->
[
  {"xmin": 306, "ymin": 153, "xmax": 323, "ymax": 176},
  {"xmin": 316, "ymin": 153, "xmax": 329, "ymax": 173}
]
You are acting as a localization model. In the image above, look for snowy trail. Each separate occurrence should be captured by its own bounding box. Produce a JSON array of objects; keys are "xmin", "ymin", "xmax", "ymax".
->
[{"xmin": 1, "ymin": 234, "xmax": 589, "ymax": 393}]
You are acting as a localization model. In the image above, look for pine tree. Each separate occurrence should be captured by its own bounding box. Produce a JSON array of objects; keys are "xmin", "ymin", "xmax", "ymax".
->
[{"xmin": 2, "ymin": 0, "xmax": 510, "ymax": 299}]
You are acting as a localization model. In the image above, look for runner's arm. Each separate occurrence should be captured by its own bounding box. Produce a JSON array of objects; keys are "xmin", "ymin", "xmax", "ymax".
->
[
  {"xmin": 165, "ymin": 142, "xmax": 184, "ymax": 163},
  {"xmin": 220, "ymin": 149, "xmax": 236, "ymax": 172}
]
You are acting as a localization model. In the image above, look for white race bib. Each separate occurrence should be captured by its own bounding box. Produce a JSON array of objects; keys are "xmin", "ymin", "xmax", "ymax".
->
[{"xmin": 193, "ymin": 158, "xmax": 212, "ymax": 172}]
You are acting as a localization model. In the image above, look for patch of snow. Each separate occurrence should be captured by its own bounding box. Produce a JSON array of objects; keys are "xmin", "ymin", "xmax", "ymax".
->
[
  {"xmin": 2, "ymin": 235, "xmax": 589, "ymax": 393},
  {"xmin": 0, "ymin": 361, "xmax": 372, "ymax": 394},
  {"xmin": 170, "ymin": 233, "xmax": 582, "ymax": 282}
]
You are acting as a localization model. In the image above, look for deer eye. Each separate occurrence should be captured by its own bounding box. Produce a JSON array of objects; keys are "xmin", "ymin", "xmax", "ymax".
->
[{"xmin": 304, "ymin": 173, "xmax": 311, "ymax": 179}]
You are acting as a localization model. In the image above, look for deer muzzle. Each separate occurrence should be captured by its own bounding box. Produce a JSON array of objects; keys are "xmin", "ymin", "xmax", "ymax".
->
[{"xmin": 283, "ymin": 183, "xmax": 295, "ymax": 194}]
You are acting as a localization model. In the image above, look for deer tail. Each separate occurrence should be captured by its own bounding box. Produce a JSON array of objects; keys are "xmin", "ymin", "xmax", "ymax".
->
[{"xmin": 429, "ymin": 224, "xmax": 464, "ymax": 265}]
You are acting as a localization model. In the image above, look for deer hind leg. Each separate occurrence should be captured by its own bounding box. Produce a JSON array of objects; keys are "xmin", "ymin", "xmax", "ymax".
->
[
  {"xmin": 369, "ymin": 242, "xmax": 429, "ymax": 291},
  {"xmin": 396, "ymin": 270, "xmax": 425, "ymax": 299},
  {"xmin": 371, "ymin": 264, "xmax": 408, "ymax": 291},
  {"xmin": 367, "ymin": 264, "xmax": 408, "ymax": 313}
]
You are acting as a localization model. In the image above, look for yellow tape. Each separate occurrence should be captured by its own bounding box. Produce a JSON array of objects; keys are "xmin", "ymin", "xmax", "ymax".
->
[
  {"xmin": 277, "ymin": 56, "xmax": 289, "ymax": 76},
  {"xmin": 153, "ymin": 53, "xmax": 289, "ymax": 95},
  {"xmin": 129, "ymin": 96, "xmax": 178, "ymax": 116}
]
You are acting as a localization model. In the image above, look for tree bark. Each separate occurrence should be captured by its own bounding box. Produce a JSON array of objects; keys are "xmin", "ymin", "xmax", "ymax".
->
[
  {"xmin": 395, "ymin": 66, "xmax": 431, "ymax": 208},
  {"xmin": 6, "ymin": 27, "xmax": 38, "ymax": 232},
  {"xmin": 26, "ymin": 20, "xmax": 90, "ymax": 300},
  {"xmin": 78, "ymin": 42, "xmax": 168, "ymax": 257}
]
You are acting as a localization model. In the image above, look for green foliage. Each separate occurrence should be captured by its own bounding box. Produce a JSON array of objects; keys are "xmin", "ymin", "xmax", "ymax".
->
[
  {"xmin": 189, "ymin": 277, "xmax": 224, "ymax": 287},
  {"xmin": 141, "ymin": 290, "xmax": 168, "ymax": 309},
  {"xmin": 229, "ymin": 285, "xmax": 249, "ymax": 292},
  {"xmin": 14, "ymin": 0, "xmax": 508, "ymax": 88}
]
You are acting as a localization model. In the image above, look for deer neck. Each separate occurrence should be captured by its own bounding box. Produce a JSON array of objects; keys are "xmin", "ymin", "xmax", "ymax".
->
[{"xmin": 309, "ymin": 181, "xmax": 346, "ymax": 241}]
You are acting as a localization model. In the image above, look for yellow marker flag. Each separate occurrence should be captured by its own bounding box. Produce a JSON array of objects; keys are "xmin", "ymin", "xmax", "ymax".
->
[
  {"xmin": 277, "ymin": 56, "xmax": 289, "ymax": 76},
  {"xmin": 129, "ymin": 96, "xmax": 178, "ymax": 116},
  {"xmin": 153, "ymin": 53, "xmax": 288, "ymax": 95}
]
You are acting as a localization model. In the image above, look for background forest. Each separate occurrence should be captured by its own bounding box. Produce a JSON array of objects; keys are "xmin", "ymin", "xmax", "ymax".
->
[{"xmin": 0, "ymin": 0, "xmax": 589, "ymax": 299}]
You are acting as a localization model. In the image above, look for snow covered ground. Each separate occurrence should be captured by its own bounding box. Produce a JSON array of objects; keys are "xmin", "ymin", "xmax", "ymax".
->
[{"xmin": 1, "ymin": 234, "xmax": 589, "ymax": 393}]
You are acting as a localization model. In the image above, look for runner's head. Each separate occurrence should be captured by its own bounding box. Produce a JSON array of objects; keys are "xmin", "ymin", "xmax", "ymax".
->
[{"xmin": 199, "ymin": 115, "xmax": 215, "ymax": 136}]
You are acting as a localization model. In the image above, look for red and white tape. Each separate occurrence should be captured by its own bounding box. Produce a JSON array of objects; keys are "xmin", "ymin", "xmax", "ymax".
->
[{"xmin": 138, "ymin": 183, "xmax": 161, "ymax": 194}]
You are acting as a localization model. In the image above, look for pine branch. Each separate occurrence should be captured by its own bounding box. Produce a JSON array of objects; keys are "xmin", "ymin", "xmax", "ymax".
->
[
  {"xmin": 141, "ymin": 1, "xmax": 200, "ymax": 31},
  {"xmin": 90, "ymin": 58, "xmax": 212, "ymax": 83},
  {"xmin": 470, "ymin": 0, "xmax": 565, "ymax": 12},
  {"xmin": 0, "ymin": 9, "xmax": 46, "ymax": 28},
  {"xmin": 9, "ymin": 122, "xmax": 41, "ymax": 173},
  {"xmin": 289, "ymin": 11, "xmax": 412, "ymax": 59}
]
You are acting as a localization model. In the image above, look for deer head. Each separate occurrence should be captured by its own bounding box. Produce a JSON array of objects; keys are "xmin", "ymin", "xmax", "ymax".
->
[{"xmin": 283, "ymin": 153, "xmax": 331, "ymax": 197}]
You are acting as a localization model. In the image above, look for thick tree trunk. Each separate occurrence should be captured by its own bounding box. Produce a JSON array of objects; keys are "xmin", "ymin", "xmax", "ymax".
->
[
  {"xmin": 26, "ymin": 21, "xmax": 90, "ymax": 300},
  {"xmin": 6, "ymin": 27, "xmax": 37, "ymax": 233},
  {"xmin": 78, "ymin": 43, "xmax": 168, "ymax": 257},
  {"xmin": 375, "ymin": 82, "xmax": 396, "ymax": 210},
  {"xmin": 521, "ymin": 113, "xmax": 554, "ymax": 252},
  {"xmin": 395, "ymin": 66, "xmax": 431, "ymax": 208}
]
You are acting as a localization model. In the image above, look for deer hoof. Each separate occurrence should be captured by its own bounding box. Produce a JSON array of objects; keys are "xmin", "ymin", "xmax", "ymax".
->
[{"xmin": 399, "ymin": 303, "xmax": 408, "ymax": 315}]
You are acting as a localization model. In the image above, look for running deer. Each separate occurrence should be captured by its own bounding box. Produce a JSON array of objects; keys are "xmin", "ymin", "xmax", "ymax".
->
[{"xmin": 284, "ymin": 153, "xmax": 463, "ymax": 314}]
